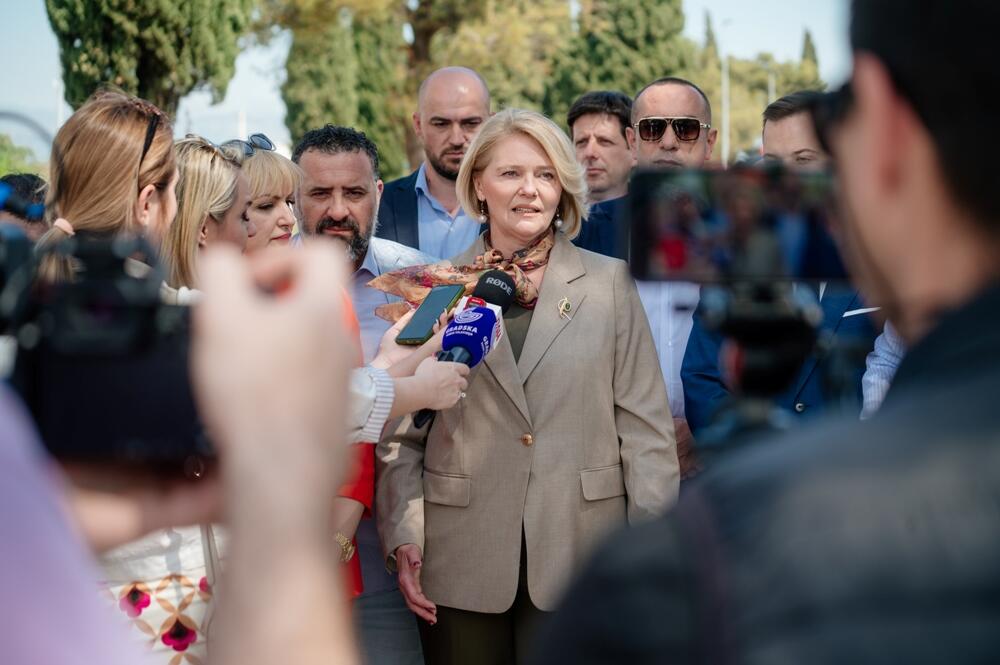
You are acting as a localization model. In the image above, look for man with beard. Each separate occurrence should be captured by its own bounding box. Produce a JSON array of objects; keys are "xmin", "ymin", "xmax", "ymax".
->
[
  {"xmin": 376, "ymin": 67, "xmax": 491, "ymax": 259},
  {"xmin": 293, "ymin": 125, "xmax": 435, "ymax": 665}
]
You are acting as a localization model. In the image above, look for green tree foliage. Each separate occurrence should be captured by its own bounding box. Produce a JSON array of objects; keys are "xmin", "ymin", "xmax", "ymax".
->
[
  {"xmin": 544, "ymin": 0, "xmax": 695, "ymax": 125},
  {"xmin": 282, "ymin": 13, "xmax": 361, "ymax": 144},
  {"xmin": 354, "ymin": 12, "xmax": 411, "ymax": 178},
  {"xmin": 0, "ymin": 134, "xmax": 43, "ymax": 176},
  {"xmin": 431, "ymin": 0, "xmax": 571, "ymax": 110},
  {"xmin": 802, "ymin": 29, "xmax": 818, "ymax": 67},
  {"xmin": 46, "ymin": 0, "xmax": 254, "ymax": 115},
  {"xmin": 689, "ymin": 16, "xmax": 826, "ymax": 161}
]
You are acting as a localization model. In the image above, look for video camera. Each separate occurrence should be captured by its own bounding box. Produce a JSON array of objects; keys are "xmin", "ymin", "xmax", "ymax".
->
[
  {"xmin": 626, "ymin": 166, "xmax": 871, "ymax": 448},
  {"xmin": 0, "ymin": 227, "xmax": 208, "ymax": 469}
]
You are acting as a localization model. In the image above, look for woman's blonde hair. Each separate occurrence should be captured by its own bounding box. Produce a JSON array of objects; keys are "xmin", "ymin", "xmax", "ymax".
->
[
  {"xmin": 161, "ymin": 136, "xmax": 242, "ymax": 289},
  {"xmin": 220, "ymin": 143, "xmax": 302, "ymax": 201},
  {"xmin": 36, "ymin": 90, "xmax": 175, "ymax": 279},
  {"xmin": 457, "ymin": 108, "xmax": 589, "ymax": 240}
]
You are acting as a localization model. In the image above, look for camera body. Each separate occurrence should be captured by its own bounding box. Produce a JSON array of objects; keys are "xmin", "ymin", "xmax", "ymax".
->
[{"xmin": 2, "ymin": 231, "xmax": 209, "ymax": 467}]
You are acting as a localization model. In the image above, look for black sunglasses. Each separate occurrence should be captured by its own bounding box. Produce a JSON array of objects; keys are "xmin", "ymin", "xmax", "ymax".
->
[
  {"xmin": 810, "ymin": 83, "xmax": 854, "ymax": 156},
  {"xmin": 221, "ymin": 133, "xmax": 276, "ymax": 157},
  {"xmin": 635, "ymin": 117, "xmax": 711, "ymax": 143}
]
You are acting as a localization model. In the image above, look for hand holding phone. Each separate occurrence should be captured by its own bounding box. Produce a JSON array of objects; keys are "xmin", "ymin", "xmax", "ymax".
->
[{"xmin": 394, "ymin": 284, "xmax": 465, "ymax": 345}]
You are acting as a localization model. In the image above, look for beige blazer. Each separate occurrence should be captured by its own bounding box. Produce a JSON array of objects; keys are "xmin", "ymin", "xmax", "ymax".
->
[{"xmin": 376, "ymin": 232, "xmax": 679, "ymax": 613}]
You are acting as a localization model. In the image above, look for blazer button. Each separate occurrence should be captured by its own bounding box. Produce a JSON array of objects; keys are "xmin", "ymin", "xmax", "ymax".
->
[
  {"xmin": 794, "ymin": 402, "xmax": 806, "ymax": 413},
  {"xmin": 521, "ymin": 433, "xmax": 534, "ymax": 447}
]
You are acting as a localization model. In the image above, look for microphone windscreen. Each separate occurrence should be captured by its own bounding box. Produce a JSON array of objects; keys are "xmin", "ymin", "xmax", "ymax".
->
[
  {"xmin": 472, "ymin": 269, "xmax": 516, "ymax": 313},
  {"xmin": 441, "ymin": 306, "xmax": 499, "ymax": 367}
]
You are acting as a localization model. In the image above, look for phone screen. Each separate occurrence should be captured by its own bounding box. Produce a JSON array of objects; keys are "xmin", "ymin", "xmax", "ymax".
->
[
  {"xmin": 628, "ymin": 167, "xmax": 849, "ymax": 283},
  {"xmin": 395, "ymin": 284, "xmax": 466, "ymax": 345}
]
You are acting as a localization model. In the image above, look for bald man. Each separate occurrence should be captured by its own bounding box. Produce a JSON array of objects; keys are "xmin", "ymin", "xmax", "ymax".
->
[{"xmin": 376, "ymin": 67, "xmax": 492, "ymax": 259}]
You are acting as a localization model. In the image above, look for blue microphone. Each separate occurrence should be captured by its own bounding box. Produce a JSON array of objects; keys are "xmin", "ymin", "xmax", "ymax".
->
[
  {"xmin": 411, "ymin": 270, "xmax": 516, "ymax": 428},
  {"xmin": 438, "ymin": 305, "xmax": 501, "ymax": 367}
]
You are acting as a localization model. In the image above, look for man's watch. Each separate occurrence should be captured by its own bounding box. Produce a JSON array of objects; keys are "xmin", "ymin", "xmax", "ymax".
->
[{"xmin": 335, "ymin": 532, "xmax": 356, "ymax": 563}]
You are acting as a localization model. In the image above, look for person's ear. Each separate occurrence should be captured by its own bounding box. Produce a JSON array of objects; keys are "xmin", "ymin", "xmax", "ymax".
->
[
  {"xmin": 853, "ymin": 53, "xmax": 913, "ymax": 197},
  {"xmin": 198, "ymin": 216, "xmax": 210, "ymax": 248},
  {"xmin": 412, "ymin": 112, "xmax": 422, "ymax": 140},
  {"xmin": 134, "ymin": 183, "xmax": 159, "ymax": 231},
  {"xmin": 705, "ymin": 127, "xmax": 719, "ymax": 160},
  {"xmin": 375, "ymin": 178, "xmax": 385, "ymax": 204},
  {"xmin": 473, "ymin": 175, "xmax": 485, "ymax": 202},
  {"xmin": 626, "ymin": 125, "xmax": 637, "ymax": 154}
]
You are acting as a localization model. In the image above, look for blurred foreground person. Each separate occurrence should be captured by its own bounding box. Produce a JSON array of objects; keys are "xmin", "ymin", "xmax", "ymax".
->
[
  {"xmin": 377, "ymin": 109, "xmax": 678, "ymax": 664},
  {"xmin": 0, "ymin": 243, "xmax": 360, "ymax": 665},
  {"xmin": 535, "ymin": 1, "xmax": 1000, "ymax": 663}
]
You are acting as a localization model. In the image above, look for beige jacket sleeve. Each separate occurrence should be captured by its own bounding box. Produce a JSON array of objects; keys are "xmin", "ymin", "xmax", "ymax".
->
[
  {"xmin": 612, "ymin": 261, "xmax": 680, "ymax": 521},
  {"xmin": 375, "ymin": 415, "xmax": 430, "ymax": 570}
]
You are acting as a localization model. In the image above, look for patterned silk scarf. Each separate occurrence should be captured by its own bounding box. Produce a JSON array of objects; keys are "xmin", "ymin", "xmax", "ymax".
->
[{"xmin": 368, "ymin": 231, "xmax": 555, "ymax": 321}]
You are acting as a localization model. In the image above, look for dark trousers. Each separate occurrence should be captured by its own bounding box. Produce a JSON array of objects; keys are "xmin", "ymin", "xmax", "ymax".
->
[{"xmin": 418, "ymin": 535, "xmax": 546, "ymax": 665}]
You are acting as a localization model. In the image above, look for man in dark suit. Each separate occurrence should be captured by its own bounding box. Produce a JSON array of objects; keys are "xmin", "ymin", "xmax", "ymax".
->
[
  {"xmin": 533, "ymin": 1, "xmax": 1000, "ymax": 662},
  {"xmin": 376, "ymin": 67, "xmax": 491, "ymax": 259}
]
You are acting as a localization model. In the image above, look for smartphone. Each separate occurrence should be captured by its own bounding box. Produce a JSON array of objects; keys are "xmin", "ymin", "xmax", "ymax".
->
[
  {"xmin": 395, "ymin": 284, "xmax": 465, "ymax": 345},
  {"xmin": 627, "ymin": 166, "xmax": 849, "ymax": 283}
]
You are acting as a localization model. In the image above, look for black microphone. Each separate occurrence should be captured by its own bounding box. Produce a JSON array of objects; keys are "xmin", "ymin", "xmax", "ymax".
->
[{"xmin": 412, "ymin": 270, "xmax": 516, "ymax": 428}]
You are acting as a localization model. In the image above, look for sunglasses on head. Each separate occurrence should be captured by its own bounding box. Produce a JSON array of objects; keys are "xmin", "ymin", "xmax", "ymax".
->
[
  {"xmin": 221, "ymin": 133, "xmax": 276, "ymax": 157},
  {"xmin": 810, "ymin": 83, "xmax": 854, "ymax": 156},
  {"xmin": 635, "ymin": 117, "xmax": 711, "ymax": 143}
]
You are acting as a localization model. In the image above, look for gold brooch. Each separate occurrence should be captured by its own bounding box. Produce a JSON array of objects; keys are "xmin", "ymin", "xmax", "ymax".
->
[{"xmin": 557, "ymin": 297, "xmax": 573, "ymax": 320}]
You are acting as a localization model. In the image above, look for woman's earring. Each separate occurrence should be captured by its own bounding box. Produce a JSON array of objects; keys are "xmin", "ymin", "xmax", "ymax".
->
[
  {"xmin": 478, "ymin": 200, "xmax": 488, "ymax": 223},
  {"xmin": 553, "ymin": 210, "xmax": 564, "ymax": 230}
]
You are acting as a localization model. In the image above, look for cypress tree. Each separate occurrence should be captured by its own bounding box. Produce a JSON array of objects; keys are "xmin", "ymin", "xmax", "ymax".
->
[
  {"xmin": 282, "ymin": 14, "xmax": 360, "ymax": 145},
  {"xmin": 46, "ymin": 0, "xmax": 253, "ymax": 114},
  {"xmin": 544, "ymin": 0, "xmax": 694, "ymax": 123}
]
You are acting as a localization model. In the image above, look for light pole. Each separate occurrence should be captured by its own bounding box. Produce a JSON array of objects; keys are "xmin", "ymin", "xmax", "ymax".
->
[{"xmin": 721, "ymin": 54, "xmax": 730, "ymax": 167}]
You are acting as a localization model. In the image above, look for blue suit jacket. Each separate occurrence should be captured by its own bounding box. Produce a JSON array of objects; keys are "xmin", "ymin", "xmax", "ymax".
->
[
  {"xmin": 573, "ymin": 197, "xmax": 628, "ymax": 260},
  {"xmin": 376, "ymin": 170, "xmax": 420, "ymax": 251},
  {"xmin": 682, "ymin": 288, "xmax": 877, "ymax": 436}
]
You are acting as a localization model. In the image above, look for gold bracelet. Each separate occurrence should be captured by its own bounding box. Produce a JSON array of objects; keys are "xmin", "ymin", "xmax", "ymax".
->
[{"xmin": 335, "ymin": 532, "xmax": 356, "ymax": 563}]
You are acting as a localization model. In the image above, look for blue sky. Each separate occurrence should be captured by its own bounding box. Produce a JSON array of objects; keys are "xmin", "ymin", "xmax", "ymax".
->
[{"xmin": 0, "ymin": 0, "xmax": 851, "ymax": 159}]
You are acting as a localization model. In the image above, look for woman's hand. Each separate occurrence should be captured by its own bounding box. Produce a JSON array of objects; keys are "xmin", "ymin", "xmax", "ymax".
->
[
  {"xmin": 413, "ymin": 357, "xmax": 470, "ymax": 410},
  {"xmin": 380, "ymin": 310, "xmax": 452, "ymax": 378},
  {"xmin": 396, "ymin": 543, "xmax": 437, "ymax": 624},
  {"xmin": 371, "ymin": 308, "xmax": 417, "ymax": 370}
]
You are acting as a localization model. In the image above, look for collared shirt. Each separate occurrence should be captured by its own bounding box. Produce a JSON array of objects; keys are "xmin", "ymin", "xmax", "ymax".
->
[
  {"xmin": 861, "ymin": 320, "xmax": 906, "ymax": 419},
  {"xmin": 635, "ymin": 280, "xmax": 701, "ymax": 419},
  {"xmin": 414, "ymin": 163, "xmax": 481, "ymax": 260}
]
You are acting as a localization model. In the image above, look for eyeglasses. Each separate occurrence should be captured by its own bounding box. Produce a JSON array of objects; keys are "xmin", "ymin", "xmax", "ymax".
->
[
  {"xmin": 221, "ymin": 133, "xmax": 275, "ymax": 158},
  {"xmin": 810, "ymin": 83, "xmax": 854, "ymax": 156},
  {"xmin": 635, "ymin": 117, "xmax": 711, "ymax": 143}
]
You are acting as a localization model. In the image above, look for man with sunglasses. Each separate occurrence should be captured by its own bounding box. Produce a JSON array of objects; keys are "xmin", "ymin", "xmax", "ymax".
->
[
  {"xmin": 533, "ymin": 1, "xmax": 1000, "ymax": 662},
  {"xmin": 629, "ymin": 77, "xmax": 717, "ymax": 475}
]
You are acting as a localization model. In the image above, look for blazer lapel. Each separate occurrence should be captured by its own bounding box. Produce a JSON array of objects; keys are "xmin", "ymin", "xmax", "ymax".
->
[
  {"xmin": 454, "ymin": 236, "xmax": 533, "ymax": 426},
  {"xmin": 395, "ymin": 171, "xmax": 420, "ymax": 250},
  {"xmin": 792, "ymin": 289, "xmax": 861, "ymax": 398},
  {"xmin": 516, "ymin": 234, "xmax": 588, "ymax": 385}
]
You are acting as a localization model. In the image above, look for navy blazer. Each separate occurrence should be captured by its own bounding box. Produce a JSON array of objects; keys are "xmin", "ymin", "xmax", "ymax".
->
[
  {"xmin": 376, "ymin": 170, "xmax": 420, "ymax": 251},
  {"xmin": 573, "ymin": 196, "xmax": 628, "ymax": 260},
  {"xmin": 682, "ymin": 288, "xmax": 877, "ymax": 436}
]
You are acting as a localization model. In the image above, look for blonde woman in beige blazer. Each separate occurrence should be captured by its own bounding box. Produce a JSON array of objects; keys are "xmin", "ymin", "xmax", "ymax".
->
[{"xmin": 376, "ymin": 109, "xmax": 679, "ymax": 664}]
